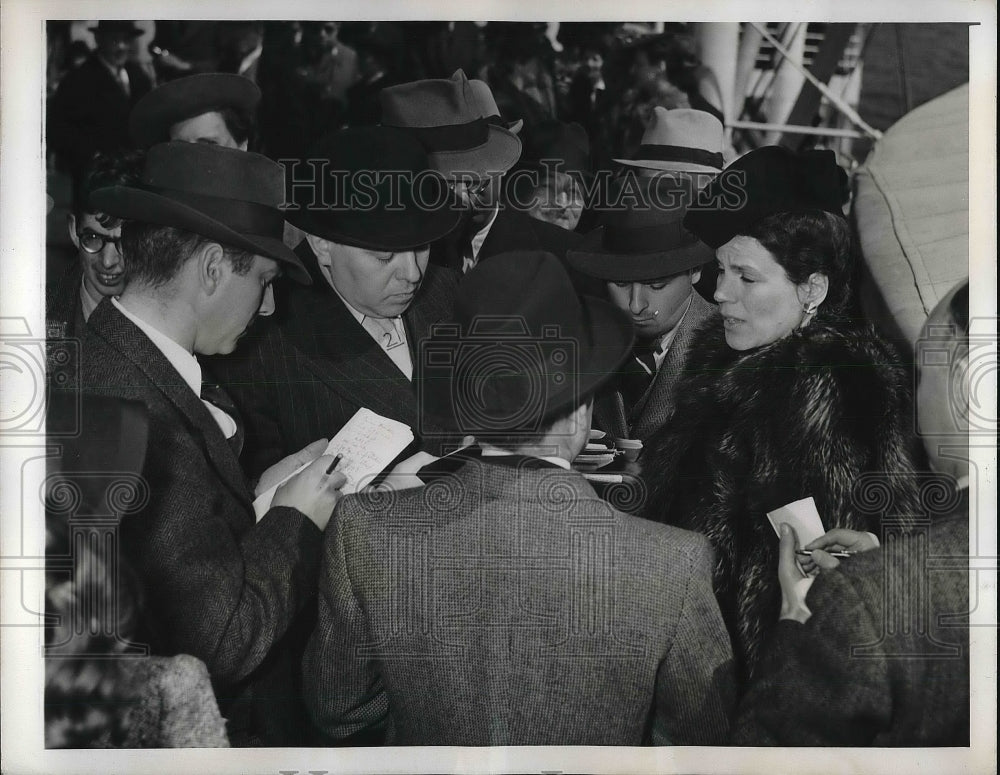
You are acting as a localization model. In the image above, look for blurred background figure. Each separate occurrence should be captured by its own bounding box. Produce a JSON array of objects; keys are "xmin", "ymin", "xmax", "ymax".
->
[
  {"xmin": 297, "ymin": 21, "xmax": 359, "ymax": 131},
  {"xmin": 47, "ymin": 21, "xmax": 152, "ymax": 195}
]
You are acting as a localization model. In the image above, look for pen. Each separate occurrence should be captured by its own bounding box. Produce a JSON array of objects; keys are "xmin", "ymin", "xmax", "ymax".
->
[
  {"xmin": 326, "ymin": 453, "xmax": 343, "ymax": 475},
  {"xmin": 795, "ymin": 549, "xmax": 855, "ymax": 559}
]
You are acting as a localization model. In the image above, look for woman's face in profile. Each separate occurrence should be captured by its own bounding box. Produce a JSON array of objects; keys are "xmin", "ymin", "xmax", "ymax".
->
[{"xmin": 713, "ymin": 235, "xmax": 809, "ymax": 351}]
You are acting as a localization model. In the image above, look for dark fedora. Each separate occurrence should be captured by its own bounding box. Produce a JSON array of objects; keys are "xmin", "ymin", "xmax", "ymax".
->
[
  {"xmin": 468, "ymin": 77, "xmax": 523, "ymax": 135},
  {"xmin": 418, "ymin": 251, "xmax": 634, "ymax": 435},
  {"xmin": 90, "ymin": 141, "xmax": 310, "ymax": 284},
  {"xmin": 380, "ymin": 69, "xmax": 522, "ymax": 179},
  {"xmin": 567, "ymin": 176, "xmax": 712, "ymax": 282},
  {"xmin": 283, "ymin": 126, "xmax": 462, "ymax": 251},
  {"xmin": 129, "ymin": 73, "xmax": 261, "ymax": 148},
  {"xmin": 521, "ymin": 120, "xmax": 593, "ymax": 184},
  {"xmin": 89, "ymin": 20, "xmax": 143, "ymax": 37},
  {"xmin": 684, "ymin": 145, "xmax": 850, "ymax": 249}
]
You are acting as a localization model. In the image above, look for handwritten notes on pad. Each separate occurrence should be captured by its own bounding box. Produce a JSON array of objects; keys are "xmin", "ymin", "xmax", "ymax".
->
[
  {"xmin": 766, "ymin": 496, "xmax": 825, "ymax": 545},
  {"xmin": 252, "ymin": 408, "xmax": 414, "ymax": 521}
]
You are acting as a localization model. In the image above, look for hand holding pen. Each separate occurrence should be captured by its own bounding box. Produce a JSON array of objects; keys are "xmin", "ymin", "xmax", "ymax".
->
[{"xmin": 797, "ymin": 527, "xmax": 881, "ymax": 574}]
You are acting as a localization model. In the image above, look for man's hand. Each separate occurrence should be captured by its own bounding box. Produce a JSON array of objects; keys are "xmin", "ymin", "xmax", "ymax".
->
[
  {"xmin": 255, "ymin": 438, "xmax": 329, "ymax": 497},
  {"xmin": 778, "ymin": 523, "xmax": 814, "ymax": 624},
  {"xmin": 271, "ymin": 454, "xmax": 346, "ymax": 532},
  {"xmin": 798, "ymin": 527, "xmax": 880, "ymax": 574}
]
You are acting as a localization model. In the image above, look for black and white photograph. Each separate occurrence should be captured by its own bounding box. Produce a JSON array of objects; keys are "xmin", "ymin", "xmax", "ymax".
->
[{"xmin": 1, "ymin": 1, "xmax": 995, "ymax": 773}]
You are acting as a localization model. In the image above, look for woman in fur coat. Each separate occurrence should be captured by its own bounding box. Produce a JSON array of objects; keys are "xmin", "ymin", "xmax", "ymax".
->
[{"xmin": 641, "ymin": 147, "xmax": 924, "ymax": 684}]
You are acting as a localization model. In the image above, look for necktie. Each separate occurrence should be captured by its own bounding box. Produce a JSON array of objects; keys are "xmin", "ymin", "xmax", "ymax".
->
[
  {"xmin": 618, "ymin": 339, "xmax": 660, "ymax": 408},
  {"xmin": 200, "ymin": 382, "xmax": 245, "ymax": 457}
]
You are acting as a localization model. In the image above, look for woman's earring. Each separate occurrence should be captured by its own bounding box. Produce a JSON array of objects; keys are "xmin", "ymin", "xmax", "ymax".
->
[{"xmin": 802, "ymin": 301, "xmax": 818, "ymax": 314}]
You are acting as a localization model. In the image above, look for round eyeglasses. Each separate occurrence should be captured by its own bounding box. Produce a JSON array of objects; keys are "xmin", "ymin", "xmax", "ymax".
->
[{"xmin": 77, "ymin": 230, "xmax": 123, "ymax": 255}]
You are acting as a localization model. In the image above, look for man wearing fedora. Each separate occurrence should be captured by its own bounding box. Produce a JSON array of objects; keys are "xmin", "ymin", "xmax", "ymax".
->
[
  {"xmin": 129, "ymin": 71, "xmax": 260, "ymax": 150},
  {"xmin": 209, "ymin": 126, "xmax": 464, "ymax": 479},
  {"xmin": 569, "ymin": 173, "xmax": 720, "ymax": 442},
  {"xmin": 379, "ymin": 69, "xmax": 584, "ymax": 281},
  {"xmin": 48, "ymin": 21, "xmax": 153, "ymax": 187},
  {"xmin": 303, "ymin": 250, "xmax": 734, "ymax": 745},
  {"xmin": 67, "ymin": 141, "xmax": 347, "ymax": 745}
]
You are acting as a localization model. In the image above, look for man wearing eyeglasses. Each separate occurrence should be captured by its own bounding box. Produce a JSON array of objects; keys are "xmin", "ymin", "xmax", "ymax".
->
[{"xmin": 47, "ymin": 150, "xmax": 142, "ymax": 339}]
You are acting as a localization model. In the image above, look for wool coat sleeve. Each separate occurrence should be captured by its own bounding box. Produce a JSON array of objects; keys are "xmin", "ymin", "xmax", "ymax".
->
[
  {"xmin": 651, "ymin": 535, "xmax": 736, "ymax": 745},
  {"xmin": 302, "ymin": 500, "xmax": 388, "ymax": 739}
]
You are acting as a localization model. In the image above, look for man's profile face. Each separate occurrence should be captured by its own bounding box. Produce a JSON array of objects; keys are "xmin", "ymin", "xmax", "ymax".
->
[
  {"xmin": 68, "ymin": 212, "xmax": 126, "ymax": 302},
  {"xmin": 170, "ymin": 111, "xmax": 243, "ymax": 150},
  {"xmin": 325, "ymin": 242, "xmax": 429, "ymax": 319},
  {"xmin": 606, "ymin": 270, "xmax": 699, "ymax": 340},
  {"xmin": 198, "ymin": 254, "xmax": 280, "ymax": 355}
]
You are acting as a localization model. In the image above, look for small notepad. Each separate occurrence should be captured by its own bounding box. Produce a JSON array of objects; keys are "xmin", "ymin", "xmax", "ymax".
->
[
  {"xmin": 253, "ymin": 408, "xmax": 414, "ymax": 521},
  {"xmin": 766, "ymin": 496, "xmax": 825, "ymax": 546}
]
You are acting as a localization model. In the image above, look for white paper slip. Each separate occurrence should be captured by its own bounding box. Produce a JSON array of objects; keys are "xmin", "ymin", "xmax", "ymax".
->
[
  {"xmin": 253, "ymin": 408, "xmax": 414, "ymax": 521},
  {"xmin": 766, "ymin": 496, "xmax": 825, "ymax": 545}
]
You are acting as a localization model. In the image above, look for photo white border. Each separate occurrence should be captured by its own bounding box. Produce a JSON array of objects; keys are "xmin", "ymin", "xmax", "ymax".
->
[{"xmin": 2, "ymin": 1, "xmax": 995, "ymax": 773}]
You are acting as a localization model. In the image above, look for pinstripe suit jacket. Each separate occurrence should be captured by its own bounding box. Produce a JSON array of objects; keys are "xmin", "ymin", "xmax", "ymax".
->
[
  {"xmin": 71, "ymin": 300, "xmax": 323, "ymax": 744},
  {"xmin": 594, "ymin": 291, "xmax": 719, "ymax": 441},
  {"xmin": 303, "ymin": 456, "xmax": 736, "ymax": 745},
  {"xmin": 210, "ymin": 254, "xmax": 460, "ymax": 479}
]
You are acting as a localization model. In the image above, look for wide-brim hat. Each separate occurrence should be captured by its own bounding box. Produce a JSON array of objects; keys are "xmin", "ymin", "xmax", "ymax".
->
[
  {"xmin": 418, "ymin": 251, "xmax": 634, "ymax": 435},
  {"xmin": 613, "ymin": 107, "xmax": 724, "ymax": 174},
  {"xmin": 90, "ymin": 141, "xmax": 310, "ymax": 284},
  {"xmin": 380, "ymin": 69, "xmax": 522, "ymax": 180},
  {"xmin": 283, "ymin": 126, "xmax": 462, "ymax": 251},
  {"xmin": 129, "ymin": 73, "xmax": 261, "ymax": 149},
  {"xmin": 89, "ymin": 20, "xmax": 143, "ymax": 37},
  {"xmin": 567, "ymin": 175, "xmax": 712, "ymax": 282},
  {"xmin": 683, "ymin": 145, "xmax": 850, "ymax": 249},
  {"xmin": 468, "ymin": 77, "xmax": 523, "ymax": 135}
]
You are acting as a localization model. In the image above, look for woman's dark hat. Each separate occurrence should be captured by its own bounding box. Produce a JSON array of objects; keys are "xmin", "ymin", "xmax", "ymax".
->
[
  {"xmin": 683, "ymin": 146, "xmax": 850, "ymax": 249},
  {"xmin": 418, "ymin": 251, "xmax": 634, "ymax": 435},
  {"xmin": 567, "ymin": 176, "xmax": 712, "ymax": 282},
  {"xmin": 89, "ymin": 20, "xmax": 143, "ymax": 37},
  {"xmin": 129, "ymin": 73, "xmax": 261, "ymax": 148},
  {"xmin": 90, "ymin": 141, "xmax": 310, "ymax": 284},
  {"xmin": 521, "ymin": 120, "xmax": 593, "ymax": 184},
  {"xmin": 282, "ymin": 126, "xmax": 463, "ymax": 251},
  {"xmin": 380, "ymin": 69, "xmax": 522, "ymax": 180}
]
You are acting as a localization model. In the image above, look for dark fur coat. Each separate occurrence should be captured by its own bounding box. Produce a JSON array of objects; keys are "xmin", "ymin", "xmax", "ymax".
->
[{"xmin": 640, "ymin": 315, "xmax": 924, "ymax": 683}]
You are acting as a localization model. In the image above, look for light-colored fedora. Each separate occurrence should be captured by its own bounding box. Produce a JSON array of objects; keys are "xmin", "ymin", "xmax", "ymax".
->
[{"xmin": 613, "ymin": 107, "xmax": 724, "ymax": 174}]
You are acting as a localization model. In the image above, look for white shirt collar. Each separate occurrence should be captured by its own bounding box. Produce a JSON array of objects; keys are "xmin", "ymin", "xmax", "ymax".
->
[
  {"xmin": 470, "ymin": 205, "xmax": 500, "ymax": 262},
  {"xmin": 112, "ymin": 297, "xmax": 202, "ymax": 395}
]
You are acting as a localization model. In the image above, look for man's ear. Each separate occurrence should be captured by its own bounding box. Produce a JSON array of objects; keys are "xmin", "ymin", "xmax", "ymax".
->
[
  {"xmin": 689, "ymin": 267, "xmax": 702, "ymax": 286},
  {"xmin": 237, "ymin": 139, "xmax": 249, "ymax": 152},
  {"xmin": 305, "ymin": 234, "xmax": 332, "ymax": 268},
  {"xmin": 67, "ymin": 213, "xmax": 80, "ymax": 249},
  {"xmin": 197, "ymin": 241, "xmax": 227, "ymax": 295}
]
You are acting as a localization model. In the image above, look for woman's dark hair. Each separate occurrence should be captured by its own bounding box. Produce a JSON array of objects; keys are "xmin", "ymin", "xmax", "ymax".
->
[
  {"xmin": 743, "ymin": 210, "xmax": 854, "ymax": 313},
  {"xmin": 949, "ymin": 282, "xmax": 970, "ymax": 343},
  {"xmin": 217, "ymin": 105, "xmax": 254, "ymax": 147},
  {"xmin": 120, "ymin": 222, "xmax": 256, "ymax": 288}
]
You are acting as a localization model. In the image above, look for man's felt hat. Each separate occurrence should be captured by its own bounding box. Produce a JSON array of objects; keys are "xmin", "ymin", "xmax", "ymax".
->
[
  {"xmin": 567, "ymin": 175, "xmax": 712, "ymax": 282},
  {"xmin": 380, "ymin": 70, "xmax": 522, "ymax": 180},
  {"xmin": 89, "ymin": 20, "xmax": 143, "ymax": 37},
  {"xmin": 468, "ymin": 77, "xmax": 523, "ymax": 135},
  {"xmin": 418, "ymin": 251, "xmax": 634, "ymax": 435},
  {"xmin": 683, "ymin": 145, "xmax": 850, "ymax": 249},
  {"xmin": 613, "ymin": 108, "xmax": 724, "ymax": 174},
  {"xmin": 90, "ymin": 141, "xmax": 310, "ymax": 284},
  {"xmin": 129, "ymin": 73, "xmax": 261, "ymax": 149},
  {"xmin": 283, "ymin": 126, "xmax": 463, "ymax": 251}
]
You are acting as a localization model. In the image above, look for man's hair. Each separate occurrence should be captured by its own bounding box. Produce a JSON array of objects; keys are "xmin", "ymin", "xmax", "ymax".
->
[
  {"xmin": 480, "ymin": 395, "xmax": 591, "ymax": 453},
  {"xmin": 73, "ymin": 150, "xmax": 144, "ymax": 219},
  {"xmin": 119, "ymin": 221, "xmax": 256, "ymax": 288}
]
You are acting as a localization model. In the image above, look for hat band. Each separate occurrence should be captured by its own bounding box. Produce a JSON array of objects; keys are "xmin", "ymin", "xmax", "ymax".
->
[
  {"xmin": 634, "ymin": 144, "xmax": 723, "ymax": 170},
  {"xmin": 142, "ymin": 184, "xmax": 285, "ymax": 240},
  {"xmin": 406, "ymin": 117, "xmax": 490, "ymax": 154},
  {"xmin": 604, "ymin": 221, "xmax": 700, "ymax": 254}
]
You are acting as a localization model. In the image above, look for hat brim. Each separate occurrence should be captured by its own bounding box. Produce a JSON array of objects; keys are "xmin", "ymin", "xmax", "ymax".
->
[
  {"xmin": 613, "ymin": 157, "xmax": 722, "ymax": 175},
  {"xmin": 287, "ymin": 203, "xmax": 463, "ymax": 252},
  {"xmin": 129, "ymin": 74, "xmax": 262, "ymax": 148},
  {"xmin": 429, "ymin": 125, "xmax": 522, "ymax": 179},
  {"xmin": 90, "ymin": 185, "xmax": 311, "ymax": 285},
  {"xmin": 566, "ymin": 226, "xmax": 713, "ymax": 282}
]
